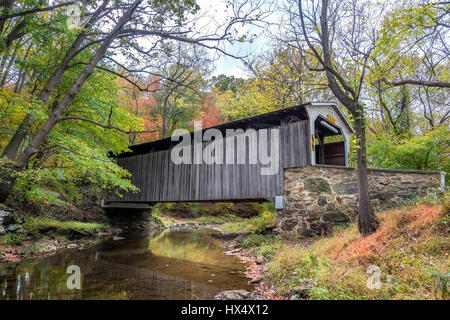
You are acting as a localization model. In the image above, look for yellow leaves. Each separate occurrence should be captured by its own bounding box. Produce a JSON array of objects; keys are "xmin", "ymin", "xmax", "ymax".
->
[
  {"xmin": 261, "ymin": 211, "xmax": 272, "ymax": 219},
  {"xmin": 0, "ymin": 89, "xmax": 38, "ymax": 151}
]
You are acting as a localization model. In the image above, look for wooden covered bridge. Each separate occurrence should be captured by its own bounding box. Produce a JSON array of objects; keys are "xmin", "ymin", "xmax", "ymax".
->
[{"xmin": 103, "ymin": 102, "xmax": 354, "ymax": 207}]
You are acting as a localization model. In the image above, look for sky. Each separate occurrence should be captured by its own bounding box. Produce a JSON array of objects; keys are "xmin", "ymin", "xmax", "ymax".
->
[{"xmin": 196, "ymin": 0, "xmax": 272, "ymax": 79}]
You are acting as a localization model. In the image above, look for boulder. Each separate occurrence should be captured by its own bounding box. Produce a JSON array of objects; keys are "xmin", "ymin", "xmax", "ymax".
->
[
  {"xmin": 0, "ymin": 206, "xmax": 24, "ymax": 229},
  {"xmin": 7, "ymin": 224, "xmax": 22, "ymax": 233},
  {"xmin": 0, "ymin": 210, "xmax": 16, "ymax": 226},
  {"xmin": 0, "ymin": 225, "xmax": 5, "ymax": 235},
  {"xmin": 68, "ymin": 228, "xmax": 93, "ymax": 239}
]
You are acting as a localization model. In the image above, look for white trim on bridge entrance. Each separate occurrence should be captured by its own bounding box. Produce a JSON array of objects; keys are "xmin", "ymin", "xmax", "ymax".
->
[{"xmin": 305, "ymin": 103, "xmax": 354, "ymax": 167}]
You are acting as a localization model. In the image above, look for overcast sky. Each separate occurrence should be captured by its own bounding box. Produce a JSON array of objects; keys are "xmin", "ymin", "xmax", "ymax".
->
[{"xmin": 196, "ymin": 0, "xmax": 271, "ymax": 79}]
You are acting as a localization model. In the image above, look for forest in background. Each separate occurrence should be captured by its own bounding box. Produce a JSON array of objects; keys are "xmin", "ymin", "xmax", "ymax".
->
[{"xmin": 0, "ymin": 0, "xmax": 447, "ymax": 223}]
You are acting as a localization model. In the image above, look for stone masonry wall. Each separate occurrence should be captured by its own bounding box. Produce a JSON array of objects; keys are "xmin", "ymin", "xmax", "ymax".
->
[{"xmin": 276, "ymin": 165, "xmax": 445, "ymax": 238}]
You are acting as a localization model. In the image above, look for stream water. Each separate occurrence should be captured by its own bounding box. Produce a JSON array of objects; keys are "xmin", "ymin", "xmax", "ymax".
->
[{"xmin": 0, "ymin": 228, "xmax": 253, "ymax": 300}]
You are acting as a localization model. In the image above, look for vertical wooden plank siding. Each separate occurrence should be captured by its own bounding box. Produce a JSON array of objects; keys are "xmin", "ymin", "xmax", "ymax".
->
[{"xmin": 109, "ymin": 120, "xmax": 310, "ymax": 202}]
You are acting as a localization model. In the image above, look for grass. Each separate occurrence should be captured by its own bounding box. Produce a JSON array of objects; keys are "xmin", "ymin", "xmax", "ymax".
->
[
  {"xmin": 0, "ymin": 217, "xmax": 110, "ymax": 247},
  {"xmin": 0, "ymin": 232, "xmax": 22, "ymax": 246},
  {"xmin": 240, "ymin": 233, "xmax": 284, "ymax": 261},
  {"xmin": 193, "ymin": 213, "xmax": 243, "ymax": 224},
  {"xmin": 17, "ymin": 243, "xmax": 42, "ymax": 255},
  {"xmin": 242, "ymin": 194, "xmax": 449, "ymax": 300},
  {"xmin": 0, "ymin": 216, "xmax": 111, "ymax": 254},
  {"xmin": 153, "ymin": 214, "xmax": 177, "ymax": 227},
  {"xmin": 152, "ymin": 212, "xmax": 249, "ymax": 227},
  {"xmin": 150, "ymin": 201, "xmax": 276, "ymax": 230},
  {"xmin": 150, "ymin": 201, "xmax": 277, "ymax": 230},
  {"xmin": 22, "ymin": 217, "xmax": 110, "ymax": 234},
  {"xmin": 150, "ymin": 204, "xmax": 178, "ymax": 226},
  {"xmin": 219, "ymin": 210, "xmax": 276, "ymax": 233}
]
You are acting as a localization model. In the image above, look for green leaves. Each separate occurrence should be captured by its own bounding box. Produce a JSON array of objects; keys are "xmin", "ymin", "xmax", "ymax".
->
[
  {"xmin": 367, "ymin": 125, "xmax": 450, "ymax": 183},
  {"xmin": 0, "ymin": 66, "xmax": 141, "ymax": 206}
]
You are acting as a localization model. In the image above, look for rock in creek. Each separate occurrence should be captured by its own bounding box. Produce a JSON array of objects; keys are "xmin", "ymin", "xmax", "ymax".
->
[
  {"xmin": 224, "ymin": 248, "xmax": 242, "ymax": 255},
  {"xmin": 216, "ymin": 290, "xmax": 266, "ymax": 300},
  {"xmin": 248, "ymin": 277, "xmax": 262, "ymax": 284},
  {"xmin": 68, "ymin": 228, "xmax": 93, "ymax": 239}
]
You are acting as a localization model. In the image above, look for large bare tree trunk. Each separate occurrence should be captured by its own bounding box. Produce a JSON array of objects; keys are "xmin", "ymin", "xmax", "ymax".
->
[
  {"xmin": 316, "ymin": 0, "xmax": 378, "ymax": 236},
  {"xmin": 0, "ymin": 0, "xmax": 139, "ymax": 203},
  {"xmin": 354, "ymin": 114, "xmax": 379, "ymax": 235}
]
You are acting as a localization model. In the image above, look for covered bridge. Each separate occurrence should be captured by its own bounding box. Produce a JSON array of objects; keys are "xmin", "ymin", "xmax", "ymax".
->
[{"xmin": 104, "ymin": 102, "xmax": 354, "ymax": 207}]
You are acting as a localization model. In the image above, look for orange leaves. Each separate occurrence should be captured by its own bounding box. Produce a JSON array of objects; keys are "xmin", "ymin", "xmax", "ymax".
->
[
  {"xmin": 330, "ymin": 204, "xmax": 445, "ymax": 265},
  {"xmin": 332, "ymin": 226, "xmax": 388, "ymax": 264},
  {"xmin": 403, "ymin": 204, "xmax": 443, "ymax": 234},
  {"xmin": 200, "ymin": 106, "xmax": 225, "ymax": 128}
]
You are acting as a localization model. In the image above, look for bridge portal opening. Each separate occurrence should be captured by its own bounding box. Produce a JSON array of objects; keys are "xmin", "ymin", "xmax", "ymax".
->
[{"xmin": 313, "ymin": 116, "xmax": 346, "ymax": 166}]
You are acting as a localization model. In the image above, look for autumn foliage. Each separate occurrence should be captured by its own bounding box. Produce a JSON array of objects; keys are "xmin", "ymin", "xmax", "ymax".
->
[
  {"xmin": 264, "ymin": 197, "xmax": 449, "ymax": 299},
  {"xmin": 330, "ymin": 204, "xmax": 445, "ymax": 264}
]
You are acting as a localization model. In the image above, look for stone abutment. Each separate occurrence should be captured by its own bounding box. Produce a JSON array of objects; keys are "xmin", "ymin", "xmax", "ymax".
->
[{"xmin": 276, "ymin": 165, "xmax": 445, "ymax": 238}]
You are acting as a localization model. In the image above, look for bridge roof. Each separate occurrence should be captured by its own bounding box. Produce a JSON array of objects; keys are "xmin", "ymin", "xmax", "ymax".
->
[{"xmin": 115, "ymin": 102, "xmax": 352, "ymax": 158}]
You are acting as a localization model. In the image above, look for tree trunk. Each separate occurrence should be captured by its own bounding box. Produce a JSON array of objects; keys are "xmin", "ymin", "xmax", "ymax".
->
[
  {"xmin": 0, "ymin": 0, "xmax": 15, "ymax": 34},
  {"xmin": 13, "ymin": 42, "xmax": 32, "ymax": 93},
  {"xmin": 1, "ymin": 113, "xmax": 33, "ymax": 160},
  {"xmin": 162, "ymin": 91, "xmax": 169, "ymax": 138},
  {"xmin": 15, "ymin": 69, "xmax": 27, "ymax": 93},
  {"xmin": 0, "ymin": 157, "xmax": 17, "ymax": 202},
  {"xmin": 0, "ymin": 41, "xmax": 17, "ymax": 86},
  {"xmin": 316, "ymin": 0, "xmax": 378, "ymax": 236},
  {"xmin": 354, "ymin": 113, "xmax": 379, "ymax": 236},
  {"xmin": 0, "ymin": 46, "xmax": 10, "ymax": 76}
]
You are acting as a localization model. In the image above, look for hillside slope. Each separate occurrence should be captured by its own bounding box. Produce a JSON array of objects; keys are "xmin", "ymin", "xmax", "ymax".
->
[{"xmin": 252, "ymin": 197, "xmax": 449, "ymax": 300}]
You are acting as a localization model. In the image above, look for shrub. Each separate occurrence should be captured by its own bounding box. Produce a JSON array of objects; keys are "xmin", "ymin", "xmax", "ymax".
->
[
  {"xmin": 240, "ymin": 233, "xmax": 266, "ymax": 248},
  {"xmin": 220, "ymin": 210, "xmax": 276, "ymax": 233}
]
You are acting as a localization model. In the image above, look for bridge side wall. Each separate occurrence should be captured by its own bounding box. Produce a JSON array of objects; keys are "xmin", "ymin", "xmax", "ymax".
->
[
  {"xmin": 110, "ymin": 120, "xmax": 311, "ymax": 203},
  {"xmin": 276, "ymin": 165, "xmax": 445, "ymax": 237}
]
